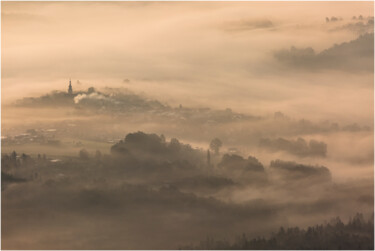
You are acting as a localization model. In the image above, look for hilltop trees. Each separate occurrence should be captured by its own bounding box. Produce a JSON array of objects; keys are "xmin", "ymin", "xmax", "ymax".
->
[{"xmin": 110, "ymin": 131, "xmax": 204, "ymax": 166}]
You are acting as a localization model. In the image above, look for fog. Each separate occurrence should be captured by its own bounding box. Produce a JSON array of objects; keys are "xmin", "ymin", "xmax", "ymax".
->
[
  {"xmin": 2, "ymin": 1, "xmax": 374, "ymax": 250},
  {"xmin": 3, "ymin": 2, "xmax": 374, "ymax": 121}
]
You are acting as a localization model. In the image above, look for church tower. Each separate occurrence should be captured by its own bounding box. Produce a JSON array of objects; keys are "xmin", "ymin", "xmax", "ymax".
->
[{"xmin": 68, "ymin": 79, "xmax": 73, "ymax": 95}]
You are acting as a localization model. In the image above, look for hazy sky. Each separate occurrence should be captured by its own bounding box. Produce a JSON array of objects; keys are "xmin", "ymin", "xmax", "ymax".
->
[{"xmin": 2, "ymin": 1, "xmax": 374, "ymax": 124}]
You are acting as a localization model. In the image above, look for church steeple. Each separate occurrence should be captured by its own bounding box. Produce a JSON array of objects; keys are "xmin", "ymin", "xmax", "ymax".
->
[{"xmin": 68, "ymin": 78, "xmax": 73, "ymax": 95}]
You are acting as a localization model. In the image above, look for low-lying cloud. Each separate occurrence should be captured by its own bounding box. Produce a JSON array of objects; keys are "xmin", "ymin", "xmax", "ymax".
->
[{"xmin": 221, "ymin": 19, "xmax": 274, "ymax": 32}]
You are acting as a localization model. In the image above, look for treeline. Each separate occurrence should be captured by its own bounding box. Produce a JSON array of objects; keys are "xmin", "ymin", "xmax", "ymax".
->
[
  {"xmin": 2, "ymin": 131, "xmax": 334, "ymax": 184},
  {"xmin": 2, "ymin": 151, "xmax": 47, "ymax": 170},
  {"xmin": 181, "ymin": 213, "xmax": 374, "ymax": 250}
]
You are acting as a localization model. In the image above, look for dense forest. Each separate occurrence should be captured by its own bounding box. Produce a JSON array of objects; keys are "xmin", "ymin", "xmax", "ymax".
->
[
  {"xmin": 2, "ymin": 131, "xmax": 373, "ymax": 249},
  {"xmin": 182, "ymin": 213, "xmax": 374, "ymax": 250}
]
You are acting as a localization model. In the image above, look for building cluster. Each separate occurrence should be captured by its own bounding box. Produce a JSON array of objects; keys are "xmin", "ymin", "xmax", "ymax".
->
[{"xmin": 2, "ymin": 128, "xmax": 59, "ymax": 146}]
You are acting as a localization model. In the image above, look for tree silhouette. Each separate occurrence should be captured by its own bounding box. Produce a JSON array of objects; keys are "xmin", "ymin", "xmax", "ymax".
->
[
  {"xmin": 210, "ymin": 138, "xmax": 223, "ymax": 155},
  {"xmin": 11, "ymin": 151, "xmax": 17, "ymax": 161},
  {"xmin": 95, "ymin": 150, "xmax": 102, "ymax": 161},
  {"xmin": 168, "ymin": 138, "xmax": 181, "ymax": 152},
  {"xmin": 79, "ymin": 149, "xmax": 89, "ymax": 160}
]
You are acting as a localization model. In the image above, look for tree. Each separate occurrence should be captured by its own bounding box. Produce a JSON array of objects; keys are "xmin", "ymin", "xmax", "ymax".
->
[
  {"xmin": 79, "ymin": 149, "xmax": 89, "ymax": 160},
  {"xmin": 11, "ymin": 151, "xmax": 17, "ymax": 161},
  {"xmin": 160, "ymin": 134, "xmax": 166, "ymax": 143},
  {"xmin": 168, "ymin": 138, "xmax": 181, "ymax": 152},
  {"xmin": 87, "ymin": 87, "xmax": 96, "ymax": 93},
  {"xmin": 21, "ymin": 153, "xmax": 31, "ymax": 166},
  {"xmin": 210, "ymin": 138, "xmax": 223, "ymax": 155},
  {"xmin": 95, "ymin": 150, "xmax": 102, "ymax": 161},
  {"xmin": 207, "ymin": 149, "xmax": 211, "ymax": 166}
]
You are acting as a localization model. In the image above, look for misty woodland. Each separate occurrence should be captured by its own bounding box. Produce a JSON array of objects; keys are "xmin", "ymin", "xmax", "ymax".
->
[{"xmin": 2, "ymin": 2, "xmax": 374, "ymax": 250}]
